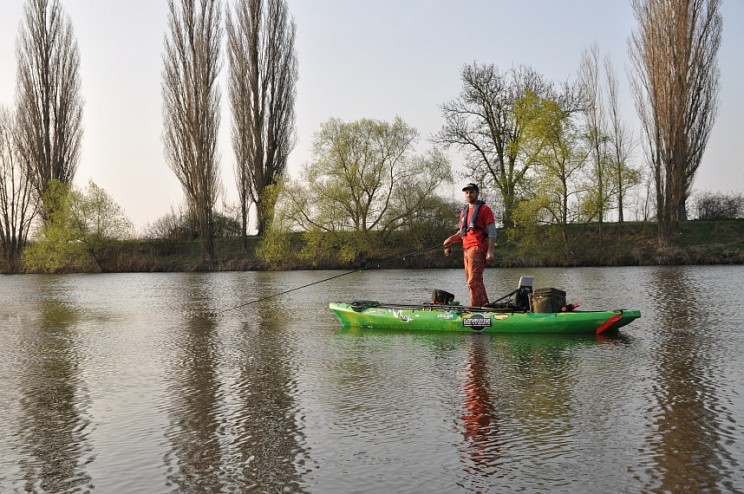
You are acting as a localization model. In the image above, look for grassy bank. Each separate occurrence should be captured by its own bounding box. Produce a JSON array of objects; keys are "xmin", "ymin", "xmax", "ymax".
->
[{"xmin": 83, "ymin": 219, "xmax": 744, "ymax": 273}]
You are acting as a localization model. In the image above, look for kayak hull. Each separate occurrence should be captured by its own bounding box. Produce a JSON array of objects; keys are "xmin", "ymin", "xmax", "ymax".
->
[{"xmin": 329, "ymin": 302, "xmax": 641, "ymax": 335}]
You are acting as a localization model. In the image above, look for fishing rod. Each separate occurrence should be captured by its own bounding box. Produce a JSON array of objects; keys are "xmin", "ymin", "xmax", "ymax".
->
[{"xmin": 215, "ymin": 243, "xmax": 444, "ymax": 315}]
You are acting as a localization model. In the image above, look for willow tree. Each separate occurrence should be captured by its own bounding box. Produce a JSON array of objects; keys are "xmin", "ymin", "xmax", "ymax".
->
[
  {"xmin": 285, "ymin": 117, "xmax": 451, "ymax": 261},
  {"xmin": 15, "ymin": 0, "xmax": 83, "ymax": 219},
  {"xmin": 226, "ymin": 0, "xmax": 297, "ymax": 243},
  {"xmin": 162, "ymin": 0, "xmax": 222, "ymax": 259},
  {"xmin": 630, "ymin": 0, "xmax": 721, "ymax": 243},
  {"xmin": 0, "ymin": 108, "xmax": 36, "ymax": 272}
]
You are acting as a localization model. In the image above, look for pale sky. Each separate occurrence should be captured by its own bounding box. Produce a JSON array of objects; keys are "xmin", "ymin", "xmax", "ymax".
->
[{"xmin": 1, "ymin": 0, "xmax": 742, "ymax": 231}]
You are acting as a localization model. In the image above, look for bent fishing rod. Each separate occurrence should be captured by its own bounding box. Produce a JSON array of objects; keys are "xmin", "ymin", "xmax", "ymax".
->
[{"xmin": 215, "ymin": 243, "xmax": 445, "ymax": 315}]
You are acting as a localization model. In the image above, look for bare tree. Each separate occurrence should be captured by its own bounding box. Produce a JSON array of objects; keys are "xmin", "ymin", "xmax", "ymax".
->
[
  {"xmin": 436, "ymin": 63, "xmax": 576, "ymax": 228},
  {"xmin": 15, "ymin": 0, "xmax": 83, "ymax": 218},
  {"xmin": 162, "ymin": 0, "xmax": 223, "ymax": 259},
  {"xmin": 578, "ymin": 45, "xmax": 612, "ymax": 226},
  {"xmin": 629, "ymin": 0, "xmax": 721, "ymax": 243},
  {"xmin": 579, "ymin": 46, "xmax": 642, "ymax": 225},
  {"xmin": 226, "ymin": 0, "xmax": 297, "ymax": 243},
  {"xmin": 604, "ymin": 57, "xmax": 640, "ymax": 223},
  {"xmin": 0, "ymin": 108, "xmax": 36, "ymax": 272}
]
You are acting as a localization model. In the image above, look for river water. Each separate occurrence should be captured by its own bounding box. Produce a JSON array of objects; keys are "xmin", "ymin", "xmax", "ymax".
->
[{"xmin": 1, "ymin": 266, "xmax": 743, "ymax": 493}]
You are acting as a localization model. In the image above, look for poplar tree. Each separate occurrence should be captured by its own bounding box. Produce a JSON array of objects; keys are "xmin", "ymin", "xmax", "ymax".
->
[
  {"xmin": 605, "ymin": 57, "xmax": 640, "ymax": 223},
  {"xmin": 578, "ymin": 45, "xmax": 612, "ymax": 226},
  {"xmin": 162, "ymin": 0, "xmax": 223, "ymax": 259},
  {"xmin": 15, "ymin": 0, "xmax": 83, "ymax": 219},
  {"xmin": 226, "ymin": 0, "xmax": 297, "ymax": 243},
  {"xmin": 630, "ymin": 0, "xmax": 721, "ymax": 243}
]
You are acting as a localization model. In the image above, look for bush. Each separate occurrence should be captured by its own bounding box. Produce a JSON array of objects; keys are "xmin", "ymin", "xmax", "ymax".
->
[
  {"xmin": 145, "ymin": 207, "xmax": 242, "ymax": 240},
  {"xmin": 145, "ymin": 207, "xmax": 196, "ymax": 240},
  {"xmin": 693, "ymin": 191, "xmax": 743, "ymax": 220}
]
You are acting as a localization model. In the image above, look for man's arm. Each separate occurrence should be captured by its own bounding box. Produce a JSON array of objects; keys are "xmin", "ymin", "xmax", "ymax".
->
[
  {"xmin": 443, "ymin": 232, "xmax": 462, "ymax": 248},
  {"xmin": 443, "ymin": 232, "xmax": 462, "ymax": 256},
  {"xmin": 485, "ymin": 223, "xmax": 497, "ymax": 260}
]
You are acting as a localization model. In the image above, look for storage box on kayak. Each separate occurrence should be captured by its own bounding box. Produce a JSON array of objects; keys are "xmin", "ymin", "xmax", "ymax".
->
[{"xmin": 530, "ymin": 288, "xmax": 566, "ymax": 313}]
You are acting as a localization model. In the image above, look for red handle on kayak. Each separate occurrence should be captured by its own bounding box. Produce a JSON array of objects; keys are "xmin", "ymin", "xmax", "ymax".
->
[{"xmin": 596, "ymin": 313, "xmax": 623, "ymax": 335}]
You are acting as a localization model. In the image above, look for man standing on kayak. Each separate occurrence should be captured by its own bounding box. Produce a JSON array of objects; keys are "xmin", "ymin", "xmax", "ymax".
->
[{"xmin": 443, "ymin": 183, "xmax": 497, "ymax": 307}]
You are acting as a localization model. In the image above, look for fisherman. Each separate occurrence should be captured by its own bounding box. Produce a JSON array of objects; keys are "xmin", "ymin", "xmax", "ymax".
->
[{"xmin": 443, "ymin": 183, "xmax": 497, "ymax": 307}]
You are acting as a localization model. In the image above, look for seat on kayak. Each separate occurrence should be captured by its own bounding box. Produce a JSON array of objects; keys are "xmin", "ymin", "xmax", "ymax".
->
[{"xmin": 485, "ymin": 275, "xmax": 533, "ymax": 311}]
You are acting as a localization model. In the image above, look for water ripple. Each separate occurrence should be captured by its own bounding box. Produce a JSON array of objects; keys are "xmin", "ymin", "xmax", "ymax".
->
[{"xmin": 3, "ymin": 268, "xmax": 744, "ymax": 492}]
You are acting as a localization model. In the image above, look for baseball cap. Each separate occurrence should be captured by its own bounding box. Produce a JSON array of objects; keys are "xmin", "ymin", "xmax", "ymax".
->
[{"xmin": 462, "ymin": 183, "xmax": 479, "ymax": 192}]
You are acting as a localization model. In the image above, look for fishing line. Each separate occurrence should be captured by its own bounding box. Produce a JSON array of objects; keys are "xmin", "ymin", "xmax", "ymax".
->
[{"xmin": 214, "ymin": 243, "xmax": 444, "ymax": 315}]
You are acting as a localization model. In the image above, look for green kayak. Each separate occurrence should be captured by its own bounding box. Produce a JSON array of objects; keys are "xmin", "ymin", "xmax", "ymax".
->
[{"xmin": 328, "ymin": 301, "xmax": 641, "ymax": 335}]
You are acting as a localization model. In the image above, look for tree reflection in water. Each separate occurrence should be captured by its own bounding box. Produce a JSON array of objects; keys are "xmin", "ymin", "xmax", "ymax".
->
[
  {"xmin": 641, "ymin": 266, "xmax": 732, "ymax": 492},
  {"xmin": 17, "ymin": 277, "xmax": 93, "ymax": 492},
  {"xmin": 163, "ymin": 273, "xmax": 308, "ymax": 492}
]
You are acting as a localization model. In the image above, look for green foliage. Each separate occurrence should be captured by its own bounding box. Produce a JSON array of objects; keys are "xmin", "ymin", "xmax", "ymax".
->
[
  {"xmin": 74, "ymin": 179, "xmax": 134, "ymax": 250},
  {"xmin": 577, "ymin": 191, "xmax": 603, "ymax": 223},
  {"xmin": 401, "ymin": 195, "xmax": 460, "ymax": 248},
  {"xmin": 513, "ymin": 194, "xmax": 552, "ymax": 227},
  {"xmin": 512, "ymin": 93, "xmax": 589, "ymax": 262},
  {"xmin": 22, "ymin": 234, "xmax": 88, "ymax": 273},
  {"xmin": 23, "ymin": 180, "xmax": 89, "ymax": 272},
  {"xmin": 23, "ymin": 180, "xmax": 134, "ymax": 272},
  {"xmin": 509, "ymin": 223, "xmax": 568, "ymax": 265},
  {"xmin": 213, "ymin": 211, "xmax": 242, "ymax": 237},
  {"xmin": 285, "ymin": 117, "xmax": 452, "ymax": 258},
  {"xmin": 256, "ymin": 228, "xmax": 293, "ymax": 265},
  {"xmin": 520, "ymin": 95, "xmax": 588, "ymax": 226},
  {"xmin": 299, "ymin": 228, "xmax": 343, "ymax": 266},
  {"xmin": 259, "ymin": 183, "xmax": 282, "ymax": 230},
  {"xmin": 295, "ymin": 228, "xmax": 373, "ymax": 266},
  {"xmin": 256, "ymin": 180, "xmax": 298, "ymax": 265}
]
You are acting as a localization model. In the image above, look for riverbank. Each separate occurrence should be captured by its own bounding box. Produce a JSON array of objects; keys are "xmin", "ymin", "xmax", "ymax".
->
[{"xmin": 71, "ymin": 219, "xmax": 744, "ymax": 273}]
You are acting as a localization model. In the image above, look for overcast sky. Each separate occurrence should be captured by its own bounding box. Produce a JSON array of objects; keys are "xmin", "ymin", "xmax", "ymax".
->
[{"xmin": 1, "ymin": 0, "xmax": 742, "ymax": 230}]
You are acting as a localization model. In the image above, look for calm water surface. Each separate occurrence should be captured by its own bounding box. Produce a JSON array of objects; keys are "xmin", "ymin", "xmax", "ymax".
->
[{"xmin": 1, "ymin": 266, "xmax": 743, "ymax": 493}]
